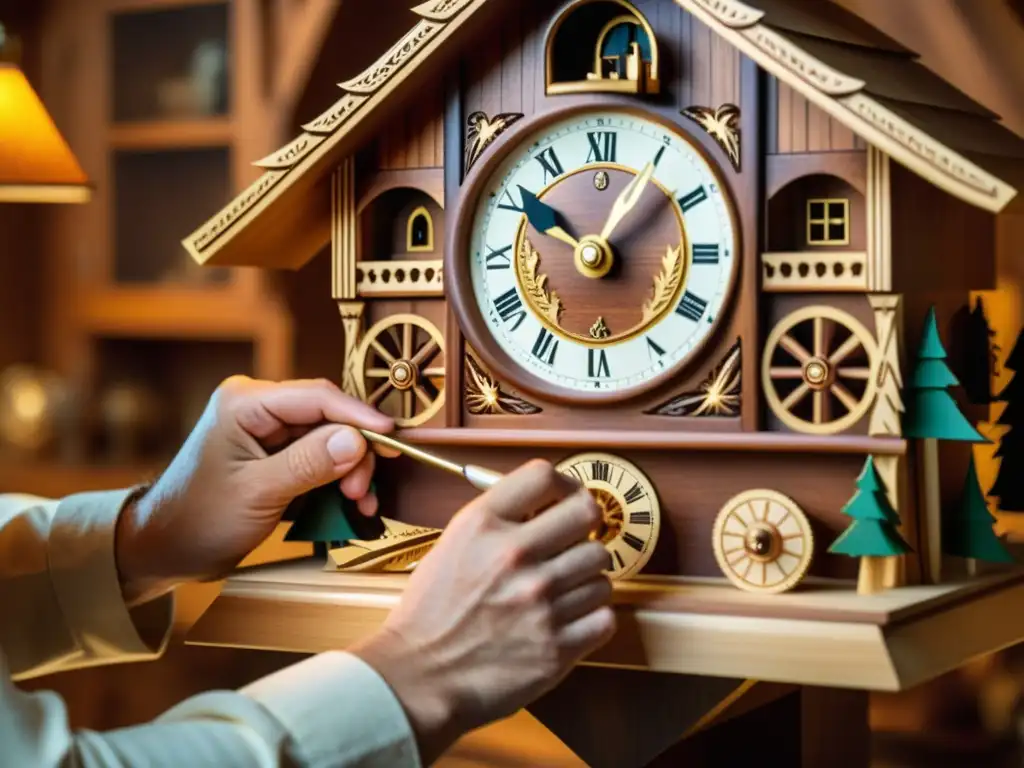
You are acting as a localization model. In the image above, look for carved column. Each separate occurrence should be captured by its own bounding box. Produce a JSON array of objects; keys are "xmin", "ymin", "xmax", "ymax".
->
[
  {"xmin": 331, "ymin": 157, "xmax": 357, "ymax": 301},
  {"xmin": 338, "ymin": 302, "xmax": 366, "ymax": 400},
  {"xmin": 868, "ymin": 294, "xmax": 917, "ymax": 586},
  {"xmin": 866, "ymin": 146, "xmax": 891, "ymax": 293},
  {"xmin": 332, "ymin": 158, "xmax": 364, "ymax": 399}
]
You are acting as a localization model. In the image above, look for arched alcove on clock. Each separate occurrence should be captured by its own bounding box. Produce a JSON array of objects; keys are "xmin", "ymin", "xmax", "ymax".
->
[
  {"xmin": 357, "ymin": 187, "xmax": 444, "ymax": 262},
  {"xmin": 546, "ymin": 0, "xmax": 660, "ymax": 95}
]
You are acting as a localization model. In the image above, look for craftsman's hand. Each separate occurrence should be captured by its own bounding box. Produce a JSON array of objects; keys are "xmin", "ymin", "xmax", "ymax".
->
[
  {"xmin": 351, "ymin": 460, "xmax": 616, "ymax": 764},
  {"xmin": 115, "ymin": 376, "xmax": 397, "ymax": 603}
]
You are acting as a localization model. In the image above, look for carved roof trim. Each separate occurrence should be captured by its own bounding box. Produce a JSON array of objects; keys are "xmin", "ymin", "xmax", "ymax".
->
[
  {"xmin": 679, "ymin": 0, "xmax": 1021, "ymax": 213},
  {"xmin": 181, "ymin": 0, "xmax": 490, "ymax": 269}
]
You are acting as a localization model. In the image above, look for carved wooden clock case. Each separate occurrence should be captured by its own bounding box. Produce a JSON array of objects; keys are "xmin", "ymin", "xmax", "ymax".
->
[{"xmin": 344, "ymin": 0, "xmax": 867, "ymax": 594}]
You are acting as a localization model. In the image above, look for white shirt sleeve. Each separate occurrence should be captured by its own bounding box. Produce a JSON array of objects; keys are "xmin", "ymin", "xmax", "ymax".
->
[{"xmin": 0, "ymin": 490, "xmax": 421, "ymax": 767}]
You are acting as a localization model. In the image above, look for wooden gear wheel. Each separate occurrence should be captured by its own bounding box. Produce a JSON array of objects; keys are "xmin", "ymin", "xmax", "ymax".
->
[
  {"xmin": 355, "ymin": 314, "xmax": 445, "ymax": 427},
  {"xmin": 762, "ymin": 305, "xmax": 879, "ymax": 435},
  {"xmin": 713, "ymin": 489, "xmax": 814, "ymax": 594}
]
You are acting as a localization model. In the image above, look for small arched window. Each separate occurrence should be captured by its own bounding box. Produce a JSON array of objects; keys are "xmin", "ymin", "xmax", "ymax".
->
[{"xmin": 406, "ymin": 206, "xmax": 434, "ymax": 252}]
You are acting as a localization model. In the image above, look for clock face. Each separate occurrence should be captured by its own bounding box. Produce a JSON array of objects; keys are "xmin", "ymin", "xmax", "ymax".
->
[
  {"xmin": 461, "ymin": 108, "xmax": 739, "ymax": 400},
  {"xmin": 555, "ymin": 452, "xmax": 661, "ymax": 580}
]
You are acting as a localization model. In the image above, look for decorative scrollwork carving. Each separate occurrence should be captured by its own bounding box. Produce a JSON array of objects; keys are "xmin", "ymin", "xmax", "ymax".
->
[
  {"xmin": 647, "ymin": 341, "xmax": 741, "ymax": 417},
  {"xmin": 465, "ymin": 111, "xmax": 524, "ymax": 176},
  {"xmin": 641, "ymin": 245, "xmax": 684, "ymax": 325},
  {"xmin": 464, "ymin": 353, "xmax": 542, "ymax": 416},
  {"xmin": 517, "ymin": 238, "xmax": 563, "ymax": 325},
  {"xmin": 681, "ymin": 104, "xmax": 740, "ymax": 171}
]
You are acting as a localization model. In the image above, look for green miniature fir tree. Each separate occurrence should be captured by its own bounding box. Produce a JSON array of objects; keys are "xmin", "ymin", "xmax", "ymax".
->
[
  {"xmin": 285, "ymin": 480, "xmax": 383, "ymax": 552},
  {"xmin": 904, "ymin": 307, "xmax": 985, "ymax": 442},
  {"xmin": 829, "ymin": 456, "xmax": 911, "ymax": 559},
  {"xmin": 944, "ymin": 454, "xmax": 1014, "ymax": 564}
]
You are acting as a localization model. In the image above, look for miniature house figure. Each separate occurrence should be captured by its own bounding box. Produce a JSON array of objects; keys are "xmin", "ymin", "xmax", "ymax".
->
[{"xmin": 183, "ymin": 0, "xmax": 1024, "ymax": 594}]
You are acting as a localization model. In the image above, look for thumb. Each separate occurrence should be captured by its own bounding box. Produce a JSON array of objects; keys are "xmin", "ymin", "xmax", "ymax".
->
[{"xmin": 254, "ymin": 424, "xmax": 368, "ymax": 507}]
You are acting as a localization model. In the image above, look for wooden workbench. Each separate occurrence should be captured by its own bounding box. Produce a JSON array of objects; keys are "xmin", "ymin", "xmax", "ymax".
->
[{"xmin": 186, "ymin": 560, "xmax": 1024, "ymax": 766}]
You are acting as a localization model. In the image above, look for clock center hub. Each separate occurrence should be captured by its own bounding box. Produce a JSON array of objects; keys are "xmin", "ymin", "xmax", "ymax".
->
[
  {"xmin": 803, "ymin": 358, "xmax": 832, "ymax": 389},
  {"xmin": 574, "ymin": 235, "xmax": 613, "ymax": 279},
  {"xmin": 587, "ymin": 487, "xmax": 625, "ymax": 545},
  {"xmin": 389, "ymin": 360, "xmax": 417, "ymax": 390},
  {"xmin": 744, "ymin": 523, "xmax": 781, "ymax": 562}
]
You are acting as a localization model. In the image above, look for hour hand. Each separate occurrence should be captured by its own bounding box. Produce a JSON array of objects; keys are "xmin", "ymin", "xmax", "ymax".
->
[{"xmin": 518, "ymin": 185, "xmax": 579, "ymax": 248}]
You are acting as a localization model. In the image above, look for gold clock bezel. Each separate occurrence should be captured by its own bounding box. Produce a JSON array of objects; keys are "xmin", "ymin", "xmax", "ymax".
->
[{"xmin": 447, "ymin": 99, "xmax": 743, "ymax": 406}]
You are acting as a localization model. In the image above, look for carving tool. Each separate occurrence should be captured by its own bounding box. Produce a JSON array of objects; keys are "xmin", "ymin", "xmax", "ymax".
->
[{"xmin": 358, "ymin": 429, "xmax": 504, "ymax": 491}]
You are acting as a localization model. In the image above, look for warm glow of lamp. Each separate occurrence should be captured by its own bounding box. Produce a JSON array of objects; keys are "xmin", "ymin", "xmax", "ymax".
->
[{"xmin": 0, "ymin": 61, "xmax": 91, "ymax": 204}]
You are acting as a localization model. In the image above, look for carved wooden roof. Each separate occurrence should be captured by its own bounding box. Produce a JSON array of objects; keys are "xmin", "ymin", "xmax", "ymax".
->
[
  {"xmin": 678, "ymin": 0, "xmax": 1024, "ymax": 214},
  {"xmin": 184, "ymin": 0, "xmax": 1024, "ymax": 269},
  {"xmin": 181, "ymin": 0, "xmax": 496, "ymax": 269}
]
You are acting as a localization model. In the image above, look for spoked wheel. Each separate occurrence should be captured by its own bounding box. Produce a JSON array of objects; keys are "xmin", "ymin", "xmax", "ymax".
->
[
  {"xmin": 762, "ymin": 306, "xmax": 879, "ymax": 435},
  {"xmin": 355, "ymin": 314, "xmax": 445, "ymax": 427},
  {"xmin": 712, "ymin": 489, "xmax": 814, "ymax": 594}
]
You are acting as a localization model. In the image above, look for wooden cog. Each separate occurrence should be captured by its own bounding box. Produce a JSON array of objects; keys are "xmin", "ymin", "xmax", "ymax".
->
[
  {"xmin": 712, "ymin": 489, "xmax": 814, "ymax": 594},
  {"xmin": 761, "ymin": 305, "xmax": 879, "ymax": 435},
  {"xmin": 355, "ymin": 314, "xmax": 445, "ymax": 427}
]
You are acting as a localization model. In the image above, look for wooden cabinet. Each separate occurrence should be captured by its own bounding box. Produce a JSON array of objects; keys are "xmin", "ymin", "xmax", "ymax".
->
[{"xmin": 31, "ymin": 0, "xmax": 295, "ymax": 463}]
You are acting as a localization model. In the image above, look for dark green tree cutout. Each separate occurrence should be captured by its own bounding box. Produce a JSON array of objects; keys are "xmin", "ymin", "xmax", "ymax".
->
[
  {"xmin": 944, "ymin": 454, "xmax": 1013, "ymax": 563},
  {"xmin": 990, "ymin": 327, "xmax": 1024, "ymax": 512}
]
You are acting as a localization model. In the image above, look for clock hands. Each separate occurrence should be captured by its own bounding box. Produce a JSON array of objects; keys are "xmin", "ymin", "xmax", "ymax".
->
[
  {"xmin": 513, "ymin": 162, "xmax": 657, "ymax": 282},
  {"xmin": 518, "ymin": 185, "xmax": 579, "ymax": 248},
  {"xmin": 599, "ymin": 161, "xmax": 655, "ymax": 243}
]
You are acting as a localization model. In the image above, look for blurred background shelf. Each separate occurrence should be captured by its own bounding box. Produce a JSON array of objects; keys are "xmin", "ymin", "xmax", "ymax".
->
[{"xmin": 0, "ymin": 459, "xmax": 164, "ymax": 497}]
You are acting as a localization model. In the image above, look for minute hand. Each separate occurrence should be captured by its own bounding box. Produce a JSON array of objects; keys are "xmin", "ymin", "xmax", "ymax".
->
[{"xmin": 599, "ymin": 162, "xmax": 655, "ymax": 242}]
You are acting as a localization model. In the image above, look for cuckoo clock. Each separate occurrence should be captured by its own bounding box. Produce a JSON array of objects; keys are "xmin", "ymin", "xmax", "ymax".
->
[{"xmin": 184, "ymin": 0, "xmax": 1024, "ymax": 598}]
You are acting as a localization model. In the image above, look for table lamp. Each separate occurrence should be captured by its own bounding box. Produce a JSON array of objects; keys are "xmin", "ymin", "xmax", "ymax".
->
[{"xmin": 0, "ymin": 22, "xmax": 91, "ymax": 204}]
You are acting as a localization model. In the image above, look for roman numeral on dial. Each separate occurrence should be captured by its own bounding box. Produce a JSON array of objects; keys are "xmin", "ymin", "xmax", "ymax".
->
[
  {"xmin": 588, "ymin": 348, "xmax": 610, "ymax": 378},
  {"xmin": 485, "ymin": 243, "xmax": 513, "ymax": 270},
  {"xmin": 646, "ymin": 337, "xmax": 665, "ymax": 359},
  {"xmin": 692, "ymin": 243, "xmax": 720, "ymax": 264},
  {"xmin": 624, "ymin": 483, "xmax": 645, "ymax": 505},
  {"xmin": 622, "ymin": 532, "xmax": 646, "ymax": 552},
  {"xmin": 497, "ymin": 188, "xmax": 524, "ymax": 212},
  {"xmin": 591, "ymin": 461, "xmax": 611, "ymax": 482},
  {"xmin": 678, "ymin": 185, "xmax": 708, "ymax": 213},
  {"xmin": 629, "ymin": 510, "xmax": 652, "ymax": 526},
  {"xmin": 531, "ymin": 327, "xmax": 559, "ymax": 365},
  {"xmin": 493, "ymin": 288, "xmax": 526, "ymax": 331},
  {"xmin": 586, "ymin": 131, "xmax": 618, "ymax": 163},
  {"xmin": 535, "ymin": 147, "xmax": 565, "ymax": 183},
  {"xmin": 610, "ymin": 549, "xmax": 626, "ymax": 571},
  {"xmin": 676, "ymin": 290, "xmax": 708, "ymax": 322}
]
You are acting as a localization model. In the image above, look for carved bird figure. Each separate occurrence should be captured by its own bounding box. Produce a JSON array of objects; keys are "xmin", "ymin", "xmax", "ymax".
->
[
  {"xmin": 682, "ymin": 104, "xmax": 741, "ymax": 171},
  {"xmin": 465, "ymin": 111, "xmax": 524, "ymax": 174}
]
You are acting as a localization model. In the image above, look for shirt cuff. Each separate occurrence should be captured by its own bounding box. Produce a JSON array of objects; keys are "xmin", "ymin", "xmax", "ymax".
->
[
  {"xmin": 242, "ymin": 651, "xmax": 421, "ymax": 768},
  {"xmin": 46, "ymin": 488, "xmax": 174, "ymax": 665}
]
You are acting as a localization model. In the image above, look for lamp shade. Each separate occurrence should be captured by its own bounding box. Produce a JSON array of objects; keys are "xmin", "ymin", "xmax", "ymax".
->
[{"xmin": 0, "ymin": 62, "xmax": 90, "ymax": 203}]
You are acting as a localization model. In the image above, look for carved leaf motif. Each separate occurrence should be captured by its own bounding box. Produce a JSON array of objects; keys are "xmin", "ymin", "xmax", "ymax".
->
[
  {"xmin": 465, "ymin": 354, "xmax": 542, "ymax": 415},
  {"xmin": 648, "ymin": 341, "xmax": 742, "ymax": 417},
  {"xmin": 641, "ymin": 245, "xmax": 684, "ymax": 325},
  {"xmin": 465, "ymin": 111, "xmax": 523, "ymax": 175},
  {"xmin": 518, "ymin": 238, "xmax": 563, "ymax": 324},
  {"xmin": 681, "ymin": 104, "xmax": 741, "ymax": 171}
]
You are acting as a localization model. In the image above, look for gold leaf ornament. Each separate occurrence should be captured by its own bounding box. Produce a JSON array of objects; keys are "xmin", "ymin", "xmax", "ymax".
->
[
  {"xmin": 641, "ymin": 244, "xmax": 684, "ymax": 325},
  {"xmin": 464, "ymin": 354, "xmax": 542, "ymax": 415},
  {"xmin": 518, "ymin": 238, "xmax": 563, "ymax": 324}
]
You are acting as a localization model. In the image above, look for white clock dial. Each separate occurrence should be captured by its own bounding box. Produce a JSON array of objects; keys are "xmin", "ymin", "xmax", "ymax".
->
[
  {"xmin": 555, "ymin": 452, "xmax": 661, "ymax": 580},
  {"xmin": 465, "ymin": 109, "xmax": 738, "ymax": 397}
]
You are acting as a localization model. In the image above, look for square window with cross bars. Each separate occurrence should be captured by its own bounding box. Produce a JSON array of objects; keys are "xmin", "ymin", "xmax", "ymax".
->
[{"xmin": 806, "ymin": 198, "xmax": 850, "ymax": 246}]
